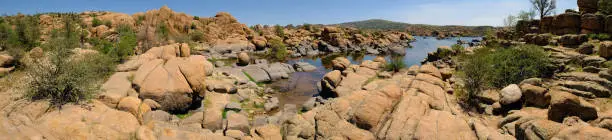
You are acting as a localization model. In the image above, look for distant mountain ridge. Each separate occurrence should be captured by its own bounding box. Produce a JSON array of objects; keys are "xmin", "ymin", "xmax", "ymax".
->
[{"xmin": 334, "ymin": 19, "xmax": 495, "ymax": 37}]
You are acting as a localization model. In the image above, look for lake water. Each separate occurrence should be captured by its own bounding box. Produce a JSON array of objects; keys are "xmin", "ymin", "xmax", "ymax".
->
[{"xmin": 270, "ymin": 36, "xmax": 482, "ymax": 106}]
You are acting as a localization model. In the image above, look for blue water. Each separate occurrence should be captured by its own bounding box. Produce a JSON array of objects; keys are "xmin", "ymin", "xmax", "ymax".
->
[
  {"xmin": 288, "ymin": 36, "xmax": 482, "ymax": 71},
  {"xmin": 272, "ymin": 36, "xmax": 482, "ymax": 104}
]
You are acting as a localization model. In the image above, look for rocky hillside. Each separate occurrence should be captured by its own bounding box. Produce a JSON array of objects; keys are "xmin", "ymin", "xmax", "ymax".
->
[
  {"xmin": 13, "ymin": 6, "xmax": 414, "ymax": 61},
  {"xmin": 336, "ymin": 19, "xmax": 496, "ymax": 37}
]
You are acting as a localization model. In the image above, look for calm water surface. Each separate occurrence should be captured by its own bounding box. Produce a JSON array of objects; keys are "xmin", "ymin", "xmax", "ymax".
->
[{"xmin": 270, "ymin": 36, "xmax": 482, "ymax": 106}]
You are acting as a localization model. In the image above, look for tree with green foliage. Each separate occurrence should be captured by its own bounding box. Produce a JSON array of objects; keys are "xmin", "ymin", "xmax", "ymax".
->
[
  {"xmin": 115, "ymin": 24, "xmax": 137, "ymax": 62},
  {"xmin": 274, "ymin": 24, "xmax": 285, "ymax": 38},
  {"xmin": 503, "ymin": 15, "xmax": 517, "ymax": 27},
  {"xmin": 267, "ymin": 38, "xmax": 287, "ymax": 61},
  {"xmin": 600, "ymin": 0, "xmax": 612, "ymax": 15},
  {"xmin": 92, "ymin": 17, "xmax": 102, "ymax": 27},
  {"xmin": 530, "ymin": 0, "xmax": 556, "ymax": 19},
  {"xmin": 27, "ymin": 15, "xmax": 116, "ymax": 107},
  {"xmin": 518, "ymin": 10, "xmax": 536, "ymax": 21},
  {"xmin": 385, "ymin": 56, "xmax": 405, "ymax": 73},
  {"xmin": 458, "ymin": 45, "xmax": 552, "ymax": 103},
  {"xmin": 157, "ymin": 23, "xmax": 169, "ymax": 41}
]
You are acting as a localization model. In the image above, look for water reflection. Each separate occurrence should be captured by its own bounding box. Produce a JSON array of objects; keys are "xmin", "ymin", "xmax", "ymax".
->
[{"xmin": 270, "ymin": 36, "xmax": 482, "ymax": 105}]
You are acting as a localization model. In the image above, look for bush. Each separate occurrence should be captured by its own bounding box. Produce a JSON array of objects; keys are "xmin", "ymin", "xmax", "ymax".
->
[
  {"xmin": 451, "ymin": 44, "xmax": 464, "ymax": 54},
  {"xmin": 384, "ymin": 56, "xmax": 405, "ymax": 72},
  {"xmin": 103, "ymin": 20, "xmax": 112, "ymax": 28},
  {"xmin": 27, "ymin": 16, "xmax": 116, "ymax": 107},
  {"xmin": 274, "ymin": 25, "xmax": 285, "ymax": 38},
  {"xmin": 115, "ymin": 24, "xmax": 137, "ymax": 62},
  {"xmin": 193, "ymin": 16, "xmax": 200, "ymax": 20},
  {"xmin": 157, "ymin": 23, "xmax": 169, "ymax": 41},
  {"xmin": 92, "ymin": 17, "xmax": 102, "ymax": 27},
  {"xmin": 587, "ymin": 33, "xmax": 610, "ymax": 40},
  {"xmin": 189, "ymin": 30, "xmax": 204, "ymax": 42},
  {"xmin": 459, "ymin": 45, "xmax": 552, "ymax": 102},
  {"xmin": 267, "ymin": 38, "xmax": 287, "ymax": 61},
  {"xmin": 600, "ymin": 0, "xmax": 612, "ymax": 15}
]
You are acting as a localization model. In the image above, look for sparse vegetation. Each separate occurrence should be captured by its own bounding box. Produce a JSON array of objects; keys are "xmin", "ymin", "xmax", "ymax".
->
[
  {"xmin": 384, "ymin": 56, "xmax": 405, "ymax": 72},
  {"xmin": 600, "ymin": 0, "xmax": 612, "ymax": 15},
  {"xmin": 451, "ymin": 44, "xmax": 464, "ymax": 54},
  {"xmin": 26, "ymin": 16, "xmax": 116, "ymax": 107},
  {"xmin": 115, "ymin": 24, "xmax": 137, "ymax": 62},
  {"xmin": 92, "ymin": 17, "xmax": 102, "ymax": 27},
  {"xmin": 587, "ymin": 33, "xmax": 610, "ymax": 41},
  {"xmin": 266, "ymin": 38, "xmax": 288, "ymax": 61},
  {"xmin": 530, "ymin": 0, "xmax": 556, "ymax": 19},
  {"xmin": 458, "ymin": 45, "xmax": 552, "ymax": 103},
  {"xmin": 275, "ymin": 24, "xmax": 285, "ymax": 38}
]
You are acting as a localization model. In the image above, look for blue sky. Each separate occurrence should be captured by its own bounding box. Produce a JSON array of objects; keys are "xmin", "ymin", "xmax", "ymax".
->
[{"xmin": 0, "ymin": 0, "xmax": 577, "ymax": 26}]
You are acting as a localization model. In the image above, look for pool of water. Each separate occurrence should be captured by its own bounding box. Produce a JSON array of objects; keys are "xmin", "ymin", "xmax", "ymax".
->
[{"xmin": 269, "ymin": 36, "xmax": 482, "ymax": 106}]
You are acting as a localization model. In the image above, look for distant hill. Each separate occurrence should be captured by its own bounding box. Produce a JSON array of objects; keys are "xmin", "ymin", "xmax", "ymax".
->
[
  {"xmin": 334, "ymin": 19, "xmax": 495, "ymax": 37},
  {"xmin": 335, "ymin": 19, "xmax": 410, "ymax": 31}
]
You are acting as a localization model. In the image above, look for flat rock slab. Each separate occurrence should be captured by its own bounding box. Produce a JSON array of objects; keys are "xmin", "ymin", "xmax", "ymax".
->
[
  {"xmin": 242, "ymin": 65, "xmax": 271, "ymax": 82},
  {"xmin": 216, "ymin": 67, "xmax": 249, "ymax": 84},
  {"xmin": 294, "ymin": 62, "xmax": 317, "ymax": 72}
]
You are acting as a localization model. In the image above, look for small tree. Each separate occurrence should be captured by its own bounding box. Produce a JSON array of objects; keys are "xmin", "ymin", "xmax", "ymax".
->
[
  {"xmin": 600, "ymin": 0, "xmax": 612, "ymax": 15},
  {"xmin": 518, "ymin": 10, "xmax": 537, "ymax": 21},
  {"xmin": 27, "ymin": 16, "xmax": 115, "ymax": 107},
  {"xmin": 503, "ymin": 15, "xmax": 517, "ymax": 28},
  {"xmin": 530, "ymin": 0, "xmax": 556, "ymax": 19},
  {"xmin": 385, "ymin": 56, "xmax": 405, "ymax": 73},
  {"xmin": 115, "ymin": 24, "xmax": 137, "ymax": 62},
  {"xmin": 92, "ymin": 17, "xmax": 102, "ymax": 27},
  {"xmin": 274, "ymin": 25, "xmax": 285, "ymax": 38},
  {"xmin": 267, "ymin": 38, "xmax": 287, "ymax": 61}
]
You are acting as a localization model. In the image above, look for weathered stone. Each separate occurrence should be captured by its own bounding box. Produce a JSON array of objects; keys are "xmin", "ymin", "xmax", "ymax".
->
[
  {"xmin": 179, "ymin": 43, "xmax": 191, "ymax": 57},
  {"xmin": 578, "ymin": 0, "xmax": 599, "ymax": 14},
  {"xmin": 242, "ymin": 65, "xmax": 271, "ymax": 82},
  {"xmin": 0, "ymin": 54, "xmax": 13, "ymax": 67},
  {"xmin": 117, "ymin": 96, "xmax": 151, "ymax": 121},
  {"xmin": 581, "ymin": 13, "xmax": 604, "ymax": 34},
  {"xmin": 407, "ymin": 65, "xmax": 420, "ymax": 75},
  {"xmin": 548, "ymin": 90, "xmax": 598, "ymax": 122},
  {"xmin": 520, "ymin": 84, "xmax": 550, "ymax": 108},
  {"xmin": 577, "ymin": 42, "xmax": 595, "ymax": 54},
  {"xmin": 332, "ymin": 57, "xmax": 351, "ymax": 71},
  {"xmin": 251, "ymin": 124, "xmax": 282, "ymax": 140},
  {"xmin": 419, "ymin": 64, "xmax": 442, "ymax": 79},
  {"xmin": 476, "ymin": 90, "xmax": 501, "ymax": 104},
  {"xmin": 225, "ymin": 111, "xmax": 250, "ymax": 133},
  {"xmin": 552, "ymin": 125, "xmax": 612, "ymax": 139},
  {"xmin": 500, "ymin": 84, "xmax": 522, "ymax": 105},
  {"xmin": 601, "ymin": 41, "xmax": 612, "ymax": 58},
  {"xmin": 264, "ymin": 97, "xmax": 279, "ymax": 112},
  {"xmin": 98, "ymin": 72, "xmax": 133, "ymax": 108},
  {"xmin": 237, "ymin": 52, "xmax": 249, "ymax": 66}
]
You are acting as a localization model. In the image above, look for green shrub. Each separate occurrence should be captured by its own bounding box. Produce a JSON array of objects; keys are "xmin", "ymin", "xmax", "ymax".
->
[
  {"xmin": 115, "ymin": 24, "xmax": 137, "ymax": 62},
  {"xmin": 267, "ymin": 38, "xmax": 287, "ymax": 61},
  {"xmin": 437, "ymin": 47, "xmax": 453, "ymax": 58},
  {"xmin": 459, "ymin": 45, "xmax": 552, "ymax": 101},
  {"xmin": 92, "ymin": 17, "xmax": 102, "ymax": 27},
  {"xmin": 600, "ymin": 0, "xmax": 612, "ymax": 15},
  {"xmin": 189, "ymin": 30, "xmax": 204, "ymax": 42},
  {"xmin": 157, "ymin": 23, "xmax": 169, "ymax": 41},
  {"xmin": 136, "ymin": 15, "xmax": 145, "ymax": 25},
  {"xmin": 27, "ymin": 16, "xmax": 116, "ymax": 107},
  {"xmin": 193, "ymin": 16, "xmax": 200, "ymax": 20},
  {"xmin": 274, "ymin": 25, "xmax": 285, "ymax": 38},
  {"xmin": 451, "ymin": 44, "xmax": 464, "ymax": 54},
  {"xmin": 103, "ymin": 20, "xmax": 112, "ymax": 28},
  {"xmin": 587, "ymin": 33, "xmax": 610, "ymax": 41},
  {"xmin": 384, "ymin": 56, "xmax": 405, "ymax": 72}
]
